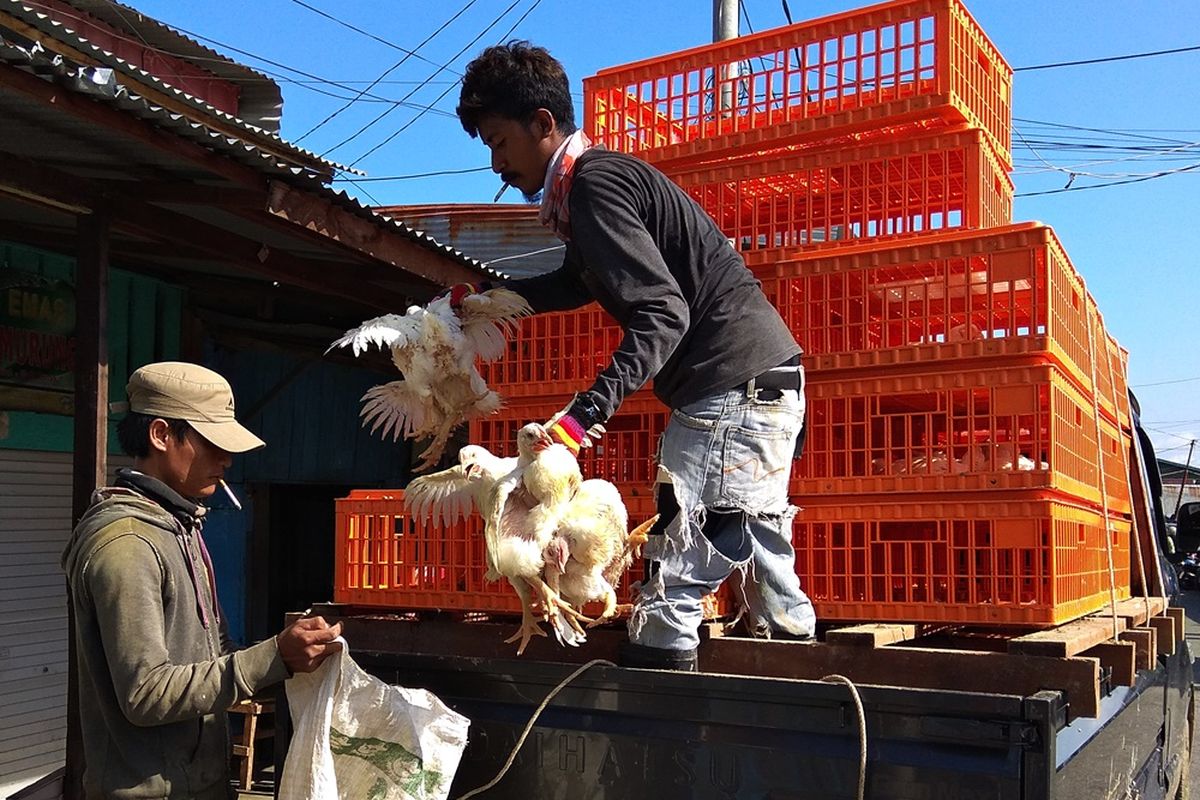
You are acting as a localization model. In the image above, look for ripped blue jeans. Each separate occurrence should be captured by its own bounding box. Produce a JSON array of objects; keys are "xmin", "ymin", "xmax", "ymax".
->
[{"xmin": 629, "ymin": 373, "xmax": 816, "ymax": 651}]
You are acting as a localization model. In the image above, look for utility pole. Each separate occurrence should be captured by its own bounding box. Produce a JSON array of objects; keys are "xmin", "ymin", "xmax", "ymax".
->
[
  {"xmin": 713, "ymin": 0, "xmax": 739, "ymax": 111},
  {"xmin": 1173, "ymin": 439, "xmax": 1196, "ymax": 518},
  {"xmin": 713, "ymin": 0, "xmax": 738, "ymax": 41}
]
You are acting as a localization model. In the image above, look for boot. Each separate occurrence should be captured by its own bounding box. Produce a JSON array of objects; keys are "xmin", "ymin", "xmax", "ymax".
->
[{"xmin": 618, "ymin": 641, "xmax": 698, "ymax": 672}]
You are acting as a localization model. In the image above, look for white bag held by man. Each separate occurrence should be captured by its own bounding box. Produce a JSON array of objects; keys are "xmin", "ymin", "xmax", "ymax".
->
[{"xmin": 280, "ymin": 638, "xmax": 471, "ymax": 800}]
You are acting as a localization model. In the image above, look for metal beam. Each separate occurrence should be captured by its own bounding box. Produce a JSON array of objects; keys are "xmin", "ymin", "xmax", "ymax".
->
[{"xmin": 0, "ymin": 154, "xmax": 427, "ymax": 309}]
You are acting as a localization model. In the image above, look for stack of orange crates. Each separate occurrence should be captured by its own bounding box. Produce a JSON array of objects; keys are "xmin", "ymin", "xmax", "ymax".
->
[
  {"xmin": 335, "ymin": 0, "xmax": 1133, "ymax": 626},
  {"xmin": 577, "ymin": 0, "xmax": 1134, "ymax": 626}
]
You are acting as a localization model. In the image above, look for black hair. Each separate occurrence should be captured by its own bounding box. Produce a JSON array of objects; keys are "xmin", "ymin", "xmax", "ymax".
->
[
  {"xmin": 116, "ymin": 412, "xmax": 192, "ymax": 459},
  {"xmin": 456, "ymin": 40, "xmax": 576, "ymax": 138}
]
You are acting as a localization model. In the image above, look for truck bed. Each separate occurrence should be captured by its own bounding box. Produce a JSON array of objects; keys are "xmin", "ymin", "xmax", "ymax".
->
[{"xmin": 277, "ymin": 607, "xmax": 1193, "ymax": 800}]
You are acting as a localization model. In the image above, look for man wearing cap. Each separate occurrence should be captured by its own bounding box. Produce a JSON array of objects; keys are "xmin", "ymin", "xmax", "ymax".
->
[{"xmin": 62, "ymin": 362, "xmax": 342, "ymax": 799}]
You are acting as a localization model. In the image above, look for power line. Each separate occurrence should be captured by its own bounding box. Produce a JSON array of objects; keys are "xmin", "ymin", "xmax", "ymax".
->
[
  {"xmin": 1145, "ymin": 427, "xmax": 1199, "ymax": 443},
  {"xmin": 1013, "ymin": 123, "xmax": 1200, "ymax": 180},
  {"xmin": 334, "ymin": 176, "xmax": 382, "ymax": 206},
  {"xmin": 1132, "ymin": 375, "xmax": 1200, "ymax": 388},
  {"xmin": 1014, "ymin": 117, "xmax": 1194, "ymax": 146},
  {"xmin": 1155, "ymin": 442, "xmax": 1197, "ymax": 453},
  {"xmin": 1014, "ymin": 162, "xmax": 1200, "ymax": 197},
  {"xmin": 321, "ymin": 0, "xmax": 521, "ymax": 160},
  {"xmin": 102, "ymin": 0, "xmax": 150, "ymax": 46},
  {"xmin": 486, "ymin": 244, "xmax": 566, "ymax": 266},
  {"xmin": 1015, "ymin": 43, "xmax": 1200, "ymax": 72},
  {"xmin": 284, "ymin": 0, "xmax": 456, "ymax": 74},
  {"xmin": 24, "ymin": 2, "xmax": 408, "ymax": 105},
  {"xmin": 330, "ymin": 166, "xmax": 492, "ymax": 182},
  {"xmin": 294, "ymin": 0, "xmax": 481, "ymax": 144},
  {"xmin": 341, "ymin": 0, "xmax": 543, "ymax": 168}
]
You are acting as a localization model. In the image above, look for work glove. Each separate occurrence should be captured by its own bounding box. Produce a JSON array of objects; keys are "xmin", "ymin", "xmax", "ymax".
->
[{"xmin": 545, "ymin": 395, "xmax": 606, "ymax": 456}]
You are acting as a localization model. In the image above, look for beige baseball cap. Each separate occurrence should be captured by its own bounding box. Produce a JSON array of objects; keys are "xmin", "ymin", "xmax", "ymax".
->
[{"xmin": 127, "ymin": 362, "xmax": 265, "ymax": 454}]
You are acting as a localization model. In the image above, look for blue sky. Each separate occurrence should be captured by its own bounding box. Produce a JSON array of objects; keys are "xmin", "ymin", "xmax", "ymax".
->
[{"xmin": 127, "ymin": 0, "xmax": 1200, "ymax": 459}]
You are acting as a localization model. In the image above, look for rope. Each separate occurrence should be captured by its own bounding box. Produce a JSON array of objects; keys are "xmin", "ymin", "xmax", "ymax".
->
[
  {"xmin": 1101, "ymin": 337, "xmax": 1154, "ymax": 622},
  {"xmin": 821, "ymin": 674, "xmax": 868, "ymax": 800},
  {"xmin": 1084, "ymin": 302, "xmax": 1122, "ymax": 641},
  {"xmin": 453, "ymin": 659, "xmax": 614, "ymax": 800}
]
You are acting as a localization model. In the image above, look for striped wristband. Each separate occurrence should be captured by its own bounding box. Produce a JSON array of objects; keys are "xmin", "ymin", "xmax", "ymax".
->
[{"xmin": 549, "ymin": 413, "xmax": 587, "ymax": 455}]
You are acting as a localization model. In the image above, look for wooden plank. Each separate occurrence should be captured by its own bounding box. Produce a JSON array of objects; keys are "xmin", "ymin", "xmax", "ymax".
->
[
  {"xmin": 1119, "ymin": 628, "xmax": 1155, "ymax": 671},
  {"xmin": 1147, "ymin": 616, "xmax": 1175, "ymax": 656},
  {"xmin": 1164, "ymin": 607, "xmax": 1185, "ymax": 646},
  {"xmin": 824, "ymin": 624, "xmax": 918, "ymax": 647},
  {"xmin": 1099, "ymin": 597, "xmax": 1166, "ymax": 627},
  {"xmin": 703, "ymin": 638, "xmax": 1102, "ymax": 720},
  {"xmin": 72, "ymin": 211, "xmax": 109, "ymax": 525},
  {"xmin": 1083, "ymin": 641, "xmax": 1136, "ymax": 687},
  {"xmin": 1008, "ymin": 616, "xmax": 1126, "ymax": 658}
]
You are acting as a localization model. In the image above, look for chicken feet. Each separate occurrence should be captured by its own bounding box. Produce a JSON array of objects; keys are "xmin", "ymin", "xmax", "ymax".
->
[{"xmin": 504, "ymin": 577, "xmax": 548, "ymax": 655}]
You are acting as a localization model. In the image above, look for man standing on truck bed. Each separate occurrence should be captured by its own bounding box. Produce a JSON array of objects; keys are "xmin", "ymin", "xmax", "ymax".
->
[
  {"xmin": 62, "ymin": 362, "xmax": 343, "ymax": 799},
  {"xmin": 454, "ymin": 41, "xmax": 816, "ymax": 671}
]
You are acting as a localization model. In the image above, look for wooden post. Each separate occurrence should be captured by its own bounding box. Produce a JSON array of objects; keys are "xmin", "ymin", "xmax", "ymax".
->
[
  {"xmin": 66, "ymin": 210, "xmax": 109, "ymax": 800},
  {"xmin": 72, "ymin": 210, "xmax": 110, "ymax": 522}
]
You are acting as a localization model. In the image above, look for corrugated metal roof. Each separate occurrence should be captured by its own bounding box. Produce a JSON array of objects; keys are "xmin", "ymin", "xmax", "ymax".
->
[
  {"xmin": 0, "ymin": 30, "xmax": 503, "ymax": 278},
  {"xmin": 313, "ymin": 191, "xmax": 505, "ymax": 279},
  {"xmin": 2, "ymin": 0, "xmax": 342, "ymax": 176},
  {"xmin": 376, "ymin": 204, "xmax": 564, "ymax": 279},
  {"xmin": 58, "ymin": 0, "xmax": 284, "ymax": 132}
]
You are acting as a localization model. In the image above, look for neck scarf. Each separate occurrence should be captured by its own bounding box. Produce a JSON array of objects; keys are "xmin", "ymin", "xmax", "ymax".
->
[
  {"xmin": 538, "ymin": 130, "xmax": 593, "ymax": 241},
  {"xmin": 116, "ymin": 467, "xmax": 220, "ymax": 629}
]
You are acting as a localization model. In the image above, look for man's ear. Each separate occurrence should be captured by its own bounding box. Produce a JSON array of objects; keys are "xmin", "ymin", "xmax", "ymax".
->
[
  {"xmin": 147, "ymin": 418, "xmax": 172, "ymax": 453},
  {"xmin": 531, "ymin": 108, "xmax": 556, "ymax": 140}
]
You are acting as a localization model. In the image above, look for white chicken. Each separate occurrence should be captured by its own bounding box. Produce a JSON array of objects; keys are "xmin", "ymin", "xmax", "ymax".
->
[
  {"xmin": 543, "ymin": 487, "xmax": 658, "ymax": 645},
  {"xmin": 404, "ymin": 444, "xmax": 514, "ymax": 528},
  {"xmin": 328, "ymin": 288, "xmax": 531, "ymax": 470},
  {"xmin": 404, "ymin": 424, "xmax": 589, "ymax": 655},
  {"xmin": 487, "ymin": 424, "xmax": 587, "ymax": 653}
]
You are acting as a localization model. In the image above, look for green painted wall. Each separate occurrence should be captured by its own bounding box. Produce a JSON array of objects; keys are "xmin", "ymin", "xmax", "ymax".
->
[{"xmin": 0, "ymin": 241, "xmax": 182, "ymax": 452}]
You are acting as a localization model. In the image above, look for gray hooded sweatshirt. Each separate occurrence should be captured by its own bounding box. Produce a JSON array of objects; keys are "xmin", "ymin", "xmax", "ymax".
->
[{"xmin": 62, "ymin": 470, "xmax": 289, "ymax": 799}]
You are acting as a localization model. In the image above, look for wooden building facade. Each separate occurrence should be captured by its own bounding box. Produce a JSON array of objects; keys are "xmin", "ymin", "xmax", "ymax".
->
[{"xmin": 0, "ymin": 2, "xmax": 492, "ymax": 795}]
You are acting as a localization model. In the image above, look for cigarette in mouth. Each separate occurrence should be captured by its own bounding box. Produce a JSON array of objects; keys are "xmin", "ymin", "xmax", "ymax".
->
[
  {"xmin": 493, "ymin": 182, "xmax": 510, "ymax": 202},
  {"xmin": 219, "ymin": 479, "xmax": 243, "ymax": 511}
]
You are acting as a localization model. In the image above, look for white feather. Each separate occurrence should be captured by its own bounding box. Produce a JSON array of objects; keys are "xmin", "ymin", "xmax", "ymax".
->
[{"xmin": 330, "ymin": 288, "xmax": 531, "ymax": 469}]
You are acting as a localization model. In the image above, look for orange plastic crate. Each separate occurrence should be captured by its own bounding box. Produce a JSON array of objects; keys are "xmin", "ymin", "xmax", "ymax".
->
[
  {"xmin": 794, "ymin": 361, "xmax": 1131, "ymax": 514},
  {"xmin": 470, "ymin": 394, "xmax": 668, "ymax": 489},
  {"xmin": 333, "ymin": 490, "xmax": 730, "ymax": 617},
  {"xmin": 584, "ymin": 0, "xmax": 1012, "ymax": 169},
  {"xmin": 670, "ymin": 127, "xmax": 1011, "ymax": 252},
  {"xmin": 750, "ymin": 223, "xmax": 1097, "ymax": 394},
  {"xmin": 1098, "ymin": 417, "xmax": 1134, "ymax": 518},
  {"xmin": 792, "ymin": 496, "xmax": 1131, "ymax": 625},
  {"xmin": 479, "ymin": 303, "xmax": 623, "ymax": 399}
]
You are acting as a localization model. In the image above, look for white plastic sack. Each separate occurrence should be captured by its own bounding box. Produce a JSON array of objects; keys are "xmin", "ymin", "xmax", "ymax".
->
[{"xmin": 280, "ymin": 638, "xmax": 471, "ymax": 800}]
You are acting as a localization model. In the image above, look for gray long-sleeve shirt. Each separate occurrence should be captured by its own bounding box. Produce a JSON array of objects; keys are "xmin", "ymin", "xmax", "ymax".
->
[
  {"xmin": 62, "ymin": 473, "xmax": 288, "ymax": 799},
  {"xmin": 505, "ymin": 148, "xmax": 800, "ymax": 420}
]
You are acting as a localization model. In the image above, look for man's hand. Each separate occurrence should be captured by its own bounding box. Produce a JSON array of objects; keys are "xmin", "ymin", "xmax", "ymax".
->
[
  {"xmin": 433, "ymin": 282, "xmax": 487, "ymax": 311},
  {"xmin": 545, "ymin": 398, "xmax": 606, "ymax": 455},
  {"xmin": 276, "ymin": 616, "xmax": 343, "ymax": 674}
]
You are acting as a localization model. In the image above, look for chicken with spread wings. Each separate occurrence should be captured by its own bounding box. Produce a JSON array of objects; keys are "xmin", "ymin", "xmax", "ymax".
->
[
  {"xmin": 406, "ymin": 424, "xmax": 591, "ymax": 654},
  {"xmin": 328, "ymin": 288, "xmax": 530, "ymax": 470}
]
